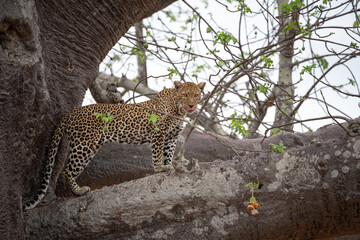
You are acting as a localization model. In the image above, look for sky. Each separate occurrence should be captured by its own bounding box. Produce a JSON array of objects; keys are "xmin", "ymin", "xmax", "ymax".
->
[{"xmin": 83, "ymin": 0, "xmax": 359, "ymax": 135}]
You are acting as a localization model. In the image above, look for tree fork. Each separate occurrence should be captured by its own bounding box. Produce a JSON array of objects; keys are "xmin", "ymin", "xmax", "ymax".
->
[{"xmin": 1, "ymin": 0, "xmax": 176, "ymax": 238}]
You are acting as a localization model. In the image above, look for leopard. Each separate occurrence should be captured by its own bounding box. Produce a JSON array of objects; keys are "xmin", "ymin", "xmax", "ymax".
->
[{"xmin": 23, "ymin": 81, "xmax": 206, "ymax": 210}]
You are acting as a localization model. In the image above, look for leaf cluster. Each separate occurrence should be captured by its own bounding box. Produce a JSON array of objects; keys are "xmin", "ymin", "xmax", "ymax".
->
[
  {"xmin": 261, "ymin": 55, "xmax": 274, "ymax": 68},
  {"xmin": 226, "ymin": 0, "xmax": 252, "ymax": 14},
  {"xmin": 167, "ymin": 67, "xmax": 180, "ymax": 78},
  {"xmin": 244, "ymin": 182, "xmax": 259, "ymax": 205},
  {"xmin": 214, "ymin": 31, "xmax": 238, "ymax": 46},
  {"xmin": 93, "ymin": 112, "xmax": 114, "ymax": 132},
  {"xmin": 147, "ymin": 113, "xmax": 160, "ymax": 131},
  {"xmin": 300, "ymin": 63, "xmax": 317, "ymax": 76},
  {"xmin": 229, "ymin": 113, "xmax": 249, "ymax": 137},
  {"xmin": 131, "ymin": 47, "xmax": 146, "ymax": 64},
  {"xmin": 281, "ymin": 0, "xmax": 305, "ymax": 14},
  {"xmin": 269, "ymin": 143, "xmax": 286, "ymax": 154}
]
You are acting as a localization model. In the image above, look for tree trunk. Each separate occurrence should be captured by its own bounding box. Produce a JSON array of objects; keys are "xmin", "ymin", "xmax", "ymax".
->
[
  {"xmin": 135, "ymin": 20, "xmax": 148, "ymax": 86},
  {"xmin": 24, "ymin": 120, "xmax": 360, "ymax": 239},
  {"xmin": 0, "ymin": 0, "xmax": 175, "ymax": 238},
  {"xmin": 272, "ymin": 0, "xmax": 297, "ymax": 132}
]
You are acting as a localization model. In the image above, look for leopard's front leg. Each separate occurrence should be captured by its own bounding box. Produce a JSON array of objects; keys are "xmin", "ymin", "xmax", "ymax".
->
[
  {"xmin": 163, "ymin": 137, "xmax": 177, "ymax": 165},
  {"xmin": 163, "ymin": 123, "xmax": 183, "ymax": 165},
  {"xmin": 151, "ymin": 130, "xmax": 173, "ymax": 173}
]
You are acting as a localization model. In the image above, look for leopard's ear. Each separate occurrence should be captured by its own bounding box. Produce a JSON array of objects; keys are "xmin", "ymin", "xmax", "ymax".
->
[
  {"xmin": 198, "ymin": 82, "xmax": 206, "ymax": 91},
  {"xmin": 174, "ymin": 81, "xmax": 183, "ymax": 90}
]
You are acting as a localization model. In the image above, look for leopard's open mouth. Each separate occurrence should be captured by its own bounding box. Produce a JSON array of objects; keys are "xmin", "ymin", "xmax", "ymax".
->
[{"xmin": 186, "ymin": 108, "xmax": 195, "ymax": 113}]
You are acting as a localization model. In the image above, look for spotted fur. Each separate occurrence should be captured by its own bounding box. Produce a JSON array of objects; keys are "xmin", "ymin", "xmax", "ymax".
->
[{"xmin": 23, "ymin": 81, "xmax": 205, "ymax": 210}]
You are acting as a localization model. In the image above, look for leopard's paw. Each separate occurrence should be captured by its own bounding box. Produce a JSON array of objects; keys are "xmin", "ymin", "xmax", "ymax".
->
[
  {"xmin": 154, "ymin": 164, "xmax": 174, "ymax": 173},
  {"xmin": 73, "ymin": 186, "xmax": 91, "ymax": 196}
]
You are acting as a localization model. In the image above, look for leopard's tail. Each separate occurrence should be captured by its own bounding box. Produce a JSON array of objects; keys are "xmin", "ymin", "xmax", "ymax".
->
[{"xmin": 23, "ymin": 115, "xmax": 69, "ymax": 211}]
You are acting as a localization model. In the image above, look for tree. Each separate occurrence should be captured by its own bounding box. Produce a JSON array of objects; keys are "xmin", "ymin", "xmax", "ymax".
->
[
  {"xmin": 1, "ymin": 0, "xmax": 359, "ymax": 239},
  {"xmin": 0, "ymin": 0, "xmax": 175, "ymax": 238}
]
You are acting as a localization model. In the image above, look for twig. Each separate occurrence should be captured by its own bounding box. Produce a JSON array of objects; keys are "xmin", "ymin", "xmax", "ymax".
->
[{"xmin": 320, "ymin": 91, "xmax": 352, "ymax": 136}]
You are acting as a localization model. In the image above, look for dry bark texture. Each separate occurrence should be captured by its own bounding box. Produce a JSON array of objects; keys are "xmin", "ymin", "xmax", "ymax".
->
[
  {"xmin": 24, "ymin": 121, "xmax": 360, "ymax": 239},
  {"xmin": 0, "ymin": 0, "xmax": 175, "ymax": 238},
  {"xmin": 89, "ymin": 73, "xmax": 158, "ymax": 104}
]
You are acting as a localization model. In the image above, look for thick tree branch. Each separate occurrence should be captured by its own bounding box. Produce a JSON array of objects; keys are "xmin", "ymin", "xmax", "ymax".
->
[
  {"xmin": 96, "ymin": 72, "xmax": 158, "ymax": 99},
  {"xmin": 24, "ymin": 121, "xmax": 360, "ymax": 239},
  {"xmin": 89, "ymin": 77, "xmax": 124, "ymax": 104}
]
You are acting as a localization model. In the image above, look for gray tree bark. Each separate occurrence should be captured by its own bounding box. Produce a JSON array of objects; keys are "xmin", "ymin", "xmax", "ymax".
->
[
  {"xmin": 0, "ymin": 0, "xmax": 175, "ymax": 238},
  {"xmin": 92, "ymin": 72, "xmax": 158, "ymax": 102},
  {"xmin": 135, "ymin": 20, "xmax": 148, "ymax": 87},
  {"xmin": 24, "ymin": 121, "xmax": 360, "ymax": 239},
  {"xmin": 89, "ymin": 76, "xmax": 124, "ymax": 104},
  {"xmin": 272, "ymin": 0, "xmax": 297, "ymax": 132}
]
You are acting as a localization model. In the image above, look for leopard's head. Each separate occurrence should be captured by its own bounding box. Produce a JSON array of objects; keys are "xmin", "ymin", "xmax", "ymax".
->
[{"xmin": 173, "ymin": 81, "xmax": 206, "ymax": 115}]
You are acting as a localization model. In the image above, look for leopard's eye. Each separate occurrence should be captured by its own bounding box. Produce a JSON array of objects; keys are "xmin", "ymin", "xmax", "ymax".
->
[
  {"xmin": 182, "ymin": 93, "xmax": 188, "ymax": 97},
  {"xmin": 194, "ymin": 94, "xmax": 199, "ymax": 98}
]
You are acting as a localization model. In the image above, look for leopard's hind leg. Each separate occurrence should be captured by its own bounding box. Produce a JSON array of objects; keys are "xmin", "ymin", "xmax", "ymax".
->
[{"xmin": 64, "ymin": 141, "xmax": 101, "ymax": 196}]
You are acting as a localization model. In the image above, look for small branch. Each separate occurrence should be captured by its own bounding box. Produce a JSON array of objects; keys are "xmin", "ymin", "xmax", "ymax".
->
[{"xmin": 320, "ymin": 91, "xmax": 352, "ymax": 137}]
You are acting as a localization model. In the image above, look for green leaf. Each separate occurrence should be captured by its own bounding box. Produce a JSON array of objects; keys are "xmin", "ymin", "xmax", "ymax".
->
[
  {"xmin": 261, "ymin": 55, "xmax": 274, "ymax": 68},
  {"xmin": 300, "ymin": 64, "xmax": 317, "ymax": 75},
  {"xmin": 206, "ymin": 48, "xmax": 220, "ymax": 55},
  {"xmin": 250, "ymin": 196, "xmax": 257, "ymax": 203},
  {"xmin": 147, "ymin": 113, "xmax": 159, "ymax": 126},
  {"xmin": 227, "ymin": 0, "xmax": 252, "ymax": 14},
  {"xmin": 256, "ymin": 83, "xmax": 270, "ymax": 95},
  {"xmin": 281, "ymin": 0, "xmax": 305, "ymax": 14},
  {"xmin": 322, "ymin": 0, "xmax": 333, "ymax": 5},
  {"xmin": 315, "ymin": 55, "xmax": 328, "ymax": 69},
  {"xmin": 165, "ymin": 11, "xmax": 176, "ymax": 22},
  {"xmin": 350, "ymin": 42, "xmax": 359, "ymax": 49},
  {"xmin": 93, "ymin": 112, "xmax": 114, "ymax": 132},
  {"xmin": 167, "ymin": 67, "xmax": 180, "ymax": 78},
  {"xmin": 229, "ymin": 113, "xmax": 249, "ymax": 137},
  {"xmin": 353, "ymin": 15, "xmax": 360, "ymax": 27},
  {"xmin": 167, "ymin": 37, "xmax": 176, "ymax": 42},
  {"xmin": 269, "ymin": 143, "xmax": 287, "ymax": 154},
  {"xmin": 284, "ymin": 20, "xmax": 310, "ymax": 36},
  {"xmin": 214, "ymin": 31, "xmax": 238, "ymax": 46},
  {"xmin": 271, "ymin": 128, "xmax": 282, "ymax": 136},
  {"xmin": 215, "ymin": 60, "xmax": 225, "ymax": 68},
  {"xmin": 244, "ymin": 182, "xmax": 258, "ymax": 189},
  {"xmin": 112, "ymin": 54, "xmax": 121, "ymax": 62},
  {"xmin": 348, "ymin": 78, "xmax": 355, "ymax": 86},
  {"xmin": 131, "ymin": 47, "xmax": 146, "ymax": 64}
]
